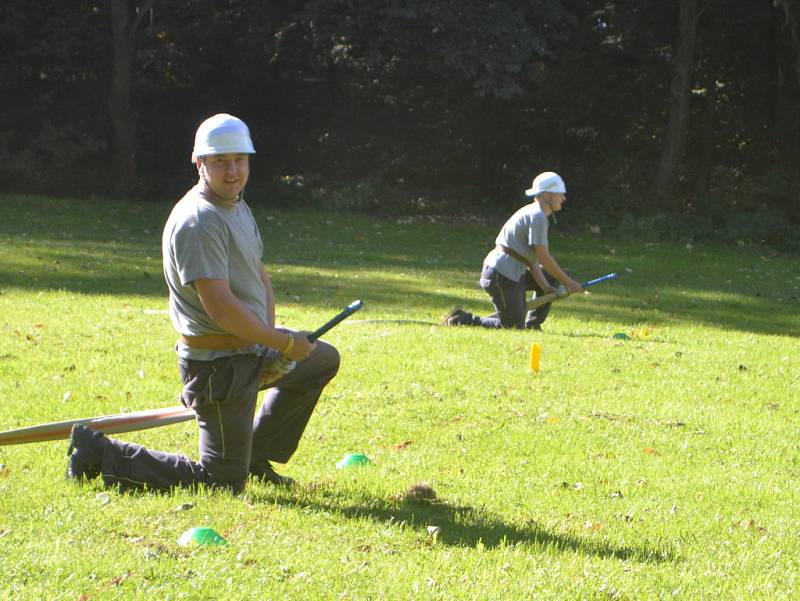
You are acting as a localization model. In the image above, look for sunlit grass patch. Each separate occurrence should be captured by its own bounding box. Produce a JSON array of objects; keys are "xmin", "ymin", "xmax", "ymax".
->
[{"xmin": 0, "ymin": 195, "xmax": 797, "ymax": 600}]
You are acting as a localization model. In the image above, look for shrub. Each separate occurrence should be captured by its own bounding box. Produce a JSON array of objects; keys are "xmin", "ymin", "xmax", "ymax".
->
[{"xmin": 722, "ymin": 207, "xmax": 797, "ymax": 250}]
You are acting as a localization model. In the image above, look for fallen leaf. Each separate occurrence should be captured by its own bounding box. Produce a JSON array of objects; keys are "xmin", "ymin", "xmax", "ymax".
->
[
  {"xmin": 644, "ymin": 447, "xmax": 657, "ymax": 454},
  {"xmin": 392, "ymin": 440, "xmax": 413, "ymax": 450},
  {"xmin": 110, "ymin": 572, "xmax": 132, "ymax": 586}
]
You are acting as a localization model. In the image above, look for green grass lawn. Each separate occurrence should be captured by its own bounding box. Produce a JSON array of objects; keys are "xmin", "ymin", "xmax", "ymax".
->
[{"xmin": 0, "ymin": 194, "xmax": 798, "ymax": 600}]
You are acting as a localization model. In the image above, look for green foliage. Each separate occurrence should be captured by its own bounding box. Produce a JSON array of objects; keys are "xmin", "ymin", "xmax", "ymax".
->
[
  {"xmin": 614, "ymin": 211, "xmax": 702, "ymax": 244},
  {"xmin": 753, "ymin": 166, "xmax": 800, "ymax": 215},
  {"xmin": 295, "ymin": 0, "xmax": 576, "ymax": 99},
  {"xmin": 586, "ymin": 206, "xmax": 799, "ymax": 253},
  {"xmin": 264, "ymin": 176, "xmax": 497, "ymax": 220},
  {"xmin": 0, "ymin": 196, "xmax": 798, "ymax": 599},
  {"xmin": 722, "ymin": 208, "xmax": 798, "ymax": 250},
  {"xmin": 313, "ymin": 178, "xmax": 402, "ymax": 214},
  {"xmin": 0, "ymin": 121, "xmax": 107, "ymax": 192},
  {"xmin": 1, "ymin": 0, "xmax": 799, "ymax": 227}
]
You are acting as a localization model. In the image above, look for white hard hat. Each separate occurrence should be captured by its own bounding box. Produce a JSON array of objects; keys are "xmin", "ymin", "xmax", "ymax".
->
[
  {"xmin": 525, "ymin": 171, "xmax": 566, "ymax": 197},
  {"xmin": 191, "ymin": 113, "xmax": 256, "ymax": 162}
]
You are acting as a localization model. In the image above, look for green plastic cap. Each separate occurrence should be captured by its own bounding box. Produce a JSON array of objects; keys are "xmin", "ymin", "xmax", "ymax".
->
[
  {"xmin": 336, "ymin": 453, "xmax": 371, "ymax": 469},
  {"xmin": 178, "ymin": 526, "xmax": 227, "ymax": 547}
]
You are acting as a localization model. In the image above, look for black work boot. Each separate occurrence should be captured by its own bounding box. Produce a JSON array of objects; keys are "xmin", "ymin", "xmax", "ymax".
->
[
  {"xmin": 443, "ymin": 307, "xmax": 475, "ymax": 326},
  {"xmin": 66, "ymin": 424, "xmax": 106, "ymax": 481},
  {"xmin": 250, "ymin": 462, "xmax": 295, "ymax": 488},
  {"xmin": 442, "ymin": 306, "xmax": 465, "ymax": 326}
]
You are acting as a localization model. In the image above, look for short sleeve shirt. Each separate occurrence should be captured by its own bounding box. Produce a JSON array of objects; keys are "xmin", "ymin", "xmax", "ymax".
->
[
  {"xmin": 162, "ymin": 185, "xmax": 267, "ymax": 356},
  {"xmin": 483, "ymin": 202, "xmax": 549, "ymax": 282}
]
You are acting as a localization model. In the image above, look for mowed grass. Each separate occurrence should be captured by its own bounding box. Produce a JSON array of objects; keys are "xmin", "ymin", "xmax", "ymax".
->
[{"xmin": 0, "ymin": 194, "xmax": 798, "ymax": 600}]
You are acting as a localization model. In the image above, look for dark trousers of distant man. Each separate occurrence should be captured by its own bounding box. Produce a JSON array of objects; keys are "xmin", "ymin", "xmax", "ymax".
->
[
  {"xmin": 458, "ymin": 265, "xmax": 557, "ymax": 329},
  {"xmin": 96, "ymin": 340, "xmax": 340, "ymax": 493}
]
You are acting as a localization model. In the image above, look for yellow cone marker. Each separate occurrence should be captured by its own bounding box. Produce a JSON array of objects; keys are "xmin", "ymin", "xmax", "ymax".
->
[{"xmin": 530, "ymin": 342, "xmax": 541, "ymax": 373}]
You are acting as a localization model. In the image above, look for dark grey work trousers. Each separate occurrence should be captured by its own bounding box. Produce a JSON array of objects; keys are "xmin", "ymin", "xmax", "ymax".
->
[
  {"xmin": 460, "ymin": 265, "xmax": 556, "ymax": 329},
  {"xmin": 98, "ymin": 338, "xmax": 340, "ymax": 493}
]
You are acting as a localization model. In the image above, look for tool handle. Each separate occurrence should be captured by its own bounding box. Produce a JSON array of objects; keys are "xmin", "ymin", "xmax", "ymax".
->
[
  {"xmin": 308, "ymin": 300, "xmax": 364, "ymax": 342},
  {"xmin": 580, "ymin": 273, "xmax": 618, "ymax": 288}
]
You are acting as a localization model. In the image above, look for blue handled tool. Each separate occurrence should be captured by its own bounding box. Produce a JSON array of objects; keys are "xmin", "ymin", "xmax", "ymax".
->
[{"xmin": 527, "ymin": 273, "xmax": 617, "ymax": 309}]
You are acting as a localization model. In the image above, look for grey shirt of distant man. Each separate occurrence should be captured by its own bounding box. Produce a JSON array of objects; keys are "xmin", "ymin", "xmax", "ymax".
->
[
  {"xmin": 483, "ymin": 201, "xmax": 549, "ymax": 282},
  {"xmin": 162, "ymin": 184, "xmax": 266, "ymax": 359}
]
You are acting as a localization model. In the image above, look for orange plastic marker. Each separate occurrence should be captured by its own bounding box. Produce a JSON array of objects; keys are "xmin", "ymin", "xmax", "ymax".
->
[{"xmin": 530, "ymin": 342, "xmax": 541, "ymax": 373}]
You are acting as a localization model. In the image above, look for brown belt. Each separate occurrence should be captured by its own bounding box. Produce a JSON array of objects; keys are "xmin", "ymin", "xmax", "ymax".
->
[
  {"xmin": 180, "ymin": 334, "xmax": 254, "ymax": 350},
  {"xmin": 496, "ymin": 244, "xmax": 534, "ymax": 270}
]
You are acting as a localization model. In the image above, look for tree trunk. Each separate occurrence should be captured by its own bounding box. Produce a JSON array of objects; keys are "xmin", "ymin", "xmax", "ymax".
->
[
  {"xmin": 109, "ymin": 0, "xmax": 136, "ymax": 194},
  {"xmin": 693, "ymin": 3, "xmax": 723, "ymax": 201},
  {"xmin": 777, "ymin": 0, "xmax": 800, "ymax": 168},
  {"xmin": 652, "ymin": 0, "xmax": 701, "ymax": 208},
  {"xmin": 781, "ymin": 0, "xmax": 800, "ymax": 86}
]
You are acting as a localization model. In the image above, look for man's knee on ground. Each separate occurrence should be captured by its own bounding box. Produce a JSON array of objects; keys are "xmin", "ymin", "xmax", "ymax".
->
[
  {"xmin": 210, "ymin": 477, "xmax": 246, "ymax": 495},
  {"xmin": 500, "ymin": 316, "xmax": 525, "ymax": 329}
]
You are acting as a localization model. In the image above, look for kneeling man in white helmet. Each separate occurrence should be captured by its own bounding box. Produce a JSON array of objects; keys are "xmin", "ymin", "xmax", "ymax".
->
[
  {"xmin": 443, "ymin": 171, "xmax": 583, "ymax": 329},
  {"xmin": 66, "ymin": 114, "xmax": 340, "ymax": 493}
]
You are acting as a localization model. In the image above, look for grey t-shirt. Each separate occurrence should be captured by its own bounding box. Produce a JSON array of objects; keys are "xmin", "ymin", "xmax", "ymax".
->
[
  {"xmin": 162, "ymin": 184, "xmax": 267, "ymax": 358},
  {"xmin": 483, "ymin": 201, "xmax": 549, "ymax": 282}
]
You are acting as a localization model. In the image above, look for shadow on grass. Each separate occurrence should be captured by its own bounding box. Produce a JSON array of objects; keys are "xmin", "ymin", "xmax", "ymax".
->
[
  {"xmin": 252, "ymin": 488, "xmax": 676, "ymax": 564},
  {"xmin": 1, "ymin": 196, "xmax": 797, "ymax": 337}
]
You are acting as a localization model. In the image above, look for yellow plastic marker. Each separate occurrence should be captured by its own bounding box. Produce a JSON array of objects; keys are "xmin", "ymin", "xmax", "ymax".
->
[{"xmin": 530, "ymin": 342, "xmax": 541, "ymax": 373}]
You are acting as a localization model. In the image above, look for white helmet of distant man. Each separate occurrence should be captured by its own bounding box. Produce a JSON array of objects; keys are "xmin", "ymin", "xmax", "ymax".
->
[
  {"xmin": 525, "ymin": 171, "xmax": 566, "ymax": 197},
  {"xmin": 191, "ymin": 114, "xmax": 255, "ymax": 163}
]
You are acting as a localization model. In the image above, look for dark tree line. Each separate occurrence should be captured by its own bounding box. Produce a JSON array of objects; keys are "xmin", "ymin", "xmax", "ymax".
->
[{"xmin": 1, "ymin": 0, "xmax": 798, "ymax": 245}]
